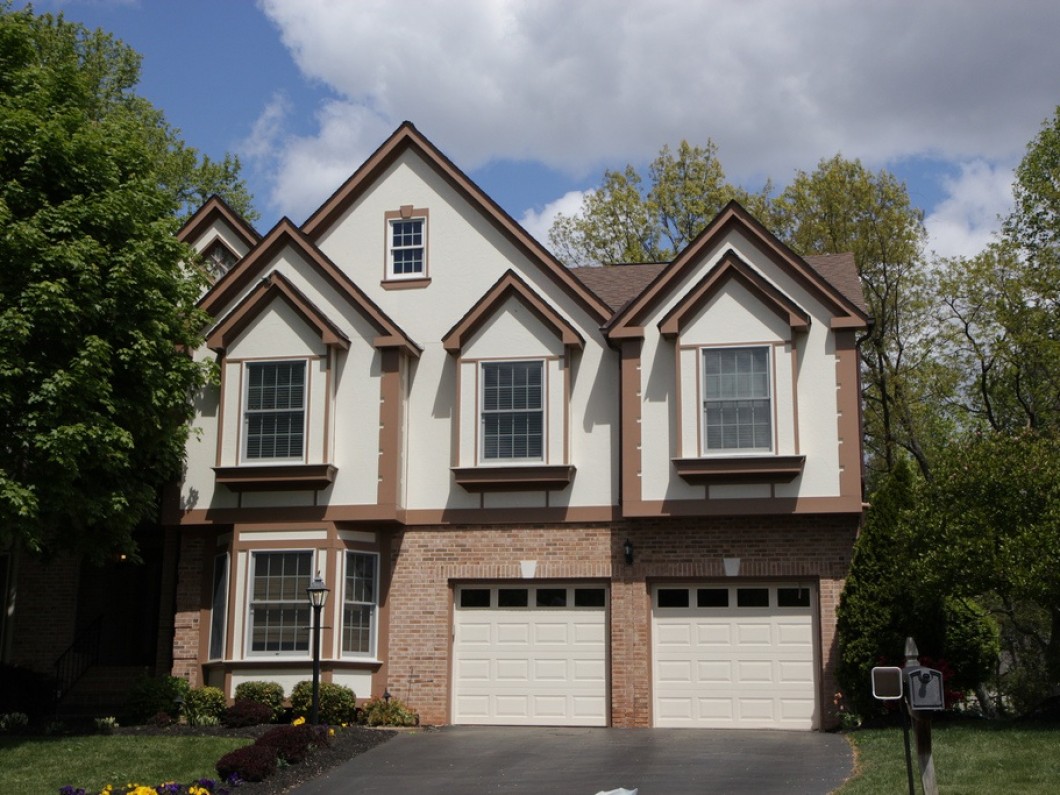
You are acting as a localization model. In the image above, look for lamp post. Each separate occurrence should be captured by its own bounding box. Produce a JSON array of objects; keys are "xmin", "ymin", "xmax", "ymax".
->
[{"xmin": 306, "ymin": 573, "xmax": 329, "ymax": 725}]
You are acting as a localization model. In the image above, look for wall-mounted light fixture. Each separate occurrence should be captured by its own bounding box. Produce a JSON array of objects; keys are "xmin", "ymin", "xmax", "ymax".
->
[{"xmin": 624, "ymin": 538, "xmax": 634, "ymax": 565}]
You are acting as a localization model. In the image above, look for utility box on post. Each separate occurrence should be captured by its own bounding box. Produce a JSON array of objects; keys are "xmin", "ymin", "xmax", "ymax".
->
[
  {"xmin": 871, "ymin": 666, "xmax": 904, "ymax": 700},
  {"xmin": 906, "ymin": 667, "xmax": 944, "ymax": 711}
]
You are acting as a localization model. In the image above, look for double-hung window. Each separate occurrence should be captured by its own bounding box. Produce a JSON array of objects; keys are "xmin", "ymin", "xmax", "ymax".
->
[
  {"xmin": 342, "ymin": 552, "xmax": 378, "ymax": 657},
  {"xmin": 244, "ymin": 361, "xmax": 306, "ymax": 461},
  {"xmin": 248, "ymin": 551, "xmax": 312, "ymax": 654},
  {"xmin": 481, "ymin": 360, "xmax": 543, "ymax": 461},
  {"xmin": 703, "ymin": 347, "xmax": 772, "ymax": 452},
  {"xmin": 388, "ymin": 217, "xmax": 425, "ymax": 278}
]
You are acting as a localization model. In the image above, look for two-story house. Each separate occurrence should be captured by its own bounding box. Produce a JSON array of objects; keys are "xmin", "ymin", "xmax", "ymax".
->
[{"xmin": 169, "ymin": 122, "xmax": 868, "ymax": 730}]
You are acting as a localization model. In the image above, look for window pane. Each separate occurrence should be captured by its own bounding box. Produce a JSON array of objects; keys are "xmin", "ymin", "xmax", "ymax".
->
[
  {"xmin": 574, "ymin": 588, "xmax": 606, "ymax": 608},
  {"xmin": 460, "ymin": 589, "xmax": 491, "ymax": 608},
  {"xmin": 498, "ymin": 588, "xmax": 529, "ymax": 608},
  {"xmin": 481, "ymin": 361, "xmax": 544, "ymax": 461},
  {"xmin": 703, "ymin": 347, "xmax": 771, "ymax": 451},
  {"xmin": 209, "ymin": 554, "xmax": 228, "ymax": 659},
  {"xmin": 778, "ymin": 587, "xmax": 811, "ymax": 608},
  {"xmin": 657, "ymin": 588, "xmax": 690, "ymax": 608},
  {"xmin": 390, "ymin": 219, "xmax": 425, "ymax": 275},
  {"xmin": 536, "ymin": 588, "xmax": 567, "ymax": 607},
  {"xmin": 343, "ymin": 552, "xmax": 378, "ymax": 655},
  {"xmin": 697, "ymin": 588, "xmax": 729, "ymax": 608},
  {"xmin": 249, "ymin": 552, "xmax": 312, "ymax": 653},
  {"xmin": 245, "ymin": 361, "xmax": 306, "ymax": 460},
  {"xmin": 737, "ymin": 588, "xmax": 770, "ymax": 608}
]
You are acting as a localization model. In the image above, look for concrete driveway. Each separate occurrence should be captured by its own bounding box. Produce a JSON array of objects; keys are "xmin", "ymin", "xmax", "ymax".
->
[{"xmin": 291, "ymin": 726, "xmax": 854, "ymax": 795}]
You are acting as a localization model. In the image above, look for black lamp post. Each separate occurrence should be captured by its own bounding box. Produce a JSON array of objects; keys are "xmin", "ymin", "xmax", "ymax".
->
[{"xmin": 306, "ymin": 572, "xmax": 330, "ymax": 725}]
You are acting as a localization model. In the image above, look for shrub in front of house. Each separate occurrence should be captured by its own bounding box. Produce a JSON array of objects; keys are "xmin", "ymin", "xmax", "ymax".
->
[
  {"xmin": 184, "ymin": 686, "xmax": 227, "ymax": 726},
  {"xmin": 216, "ymin": 743, "xmax": 278, "ymax": 783},
  {"xmin": 290, "ymin": 681, "xmax": 356, "ymax": 725},
  {"xmin": 221, "ymin": 699, "xmax": 273, "ymax": 728},
  {"xmin": 255, "ymin": 723, "xmax": 328, "ymax": 764},
  {"xmin": 127, "ymin": 675, "xmax": 191, "ymax": 724},
  {"xmin": 358, "ymin": 696, "xmax": 419, "ymax": 727},
  {"xmin": 233, "ymin": 680, "xmax": 285, "ymax": 722}
]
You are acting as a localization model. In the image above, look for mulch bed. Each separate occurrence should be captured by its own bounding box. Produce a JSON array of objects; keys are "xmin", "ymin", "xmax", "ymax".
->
[{"xmin": 114, "ymin": 723, "xmax": 397, "ymax": 795}]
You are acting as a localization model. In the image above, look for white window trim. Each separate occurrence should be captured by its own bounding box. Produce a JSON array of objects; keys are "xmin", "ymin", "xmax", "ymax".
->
[
  {"xmin": 245, "ymin": 549, "xmax": 317, "ymax": 659},
  {"xmin": 386, "ymin": 214, "xmax": 428, "ymax": 280},
  {"xmin": 240, "ymin": 359, "xmax": 308, "ymax": 465},
  {"xmin": 341, "ymin": 550, "xmax": 380, "ymax": 660},
  {"xmin": 700, "ymin": 345, "xmax": 775, "ymax": 456},
  {"xmin": 478, "ymin": 358, "xmax": 546, "ymax": 465}
]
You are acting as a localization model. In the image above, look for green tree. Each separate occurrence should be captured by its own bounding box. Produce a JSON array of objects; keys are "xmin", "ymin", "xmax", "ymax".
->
[
  {"xmin": 1005, "ymin": 105, "xmax": 1060, "ymax": 270},
  {"xmin": 0, "ymin": 6, "xmax": 249, "ymax": 559},
  {"xmin": 548, "ymin": 140, "xmax": 771, "ymax": 266},
  {"xmin": 912, "ymin": 431, "xmax": 1060, "ymax": 705},
  {"xmin": 773, "ymin": 156, "xmax": 932, "ymax": 483}
]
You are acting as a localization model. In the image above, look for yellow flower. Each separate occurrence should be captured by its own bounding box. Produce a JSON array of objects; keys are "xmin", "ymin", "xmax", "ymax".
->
[
  {"xmin": 328, "ymin": 728, "xmax": 335, "ymax": 736},
  {"xmin": 292, "ymin": 716, "xmax": 306, "ymax": 726}
]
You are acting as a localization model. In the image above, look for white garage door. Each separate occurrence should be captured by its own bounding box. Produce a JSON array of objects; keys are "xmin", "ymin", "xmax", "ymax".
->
[
  {"xmin": 453, "ymin": 584, "xmax": 608, "ymax": 726},
  {"xmin": 652, "ymin": 583, "xmax": 818, "ymax": 729}
]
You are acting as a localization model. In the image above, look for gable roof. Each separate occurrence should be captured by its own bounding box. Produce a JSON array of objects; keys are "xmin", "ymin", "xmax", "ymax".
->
[
  {"xmin": 606, "ymin": 201, "xmax": 870, "ymax": 339},
  {"xmin": 176, "ymin": 195, "xmax": 261, "ymax": 250},
  {"xmin": 199, "ymin": 217, "xmax": 420, "ymax": 357},
  {"xmin": 206, "ymin": 271, "xmax": 351, "ymax": 354},
  {"xmin": 442, "ymin": 270, "xmax": 584, "ymax": 354},
  {"xmin": 657, "ymin": 249, "xmax": 811, "ymax": 338},
  {"xmin": 301, "ymin": 121, "xmax": 613, "ymax": 326}
]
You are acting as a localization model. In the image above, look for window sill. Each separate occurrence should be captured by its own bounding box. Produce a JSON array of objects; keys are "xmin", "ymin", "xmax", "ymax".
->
[
  {"xmin": 381, "ymin": 276, "xmax": 431, "ymax": 290},
  {"xmin": 672, "ymin": 455, "xmax": 805, "ymax": 485},
  {"xmin": 452, "ymin": 464, "xmax": 575, "ymax": 492},
  {"xmin": 214, "ymin": 464, "xmax": 337, "ymax": 492}
]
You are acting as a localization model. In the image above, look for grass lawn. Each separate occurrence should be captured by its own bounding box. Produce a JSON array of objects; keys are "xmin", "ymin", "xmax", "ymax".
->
[
  {"xmin": 0, "ymin": 734, "xmax": 247, "ymax": 795},
  {"xmin": 840, "ymin": 721, "xmax": 1060, "ymax": 794}
]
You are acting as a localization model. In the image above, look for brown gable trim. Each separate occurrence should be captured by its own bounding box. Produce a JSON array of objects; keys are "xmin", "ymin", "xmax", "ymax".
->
[
  {"xmin": 441, "ymin": 270, "xmax": 584, "ymax": 354},
  {"xmin": 301, "ymin": 122, "xmax": 612, "ymax": 325},
  {"xmin": 608, "ymin": 201, "xmax": 869, "ymax": 339},
  {"xmin": 657, "ymin": 249, "xmax": 811, "ymax": 338},
  {"xmin": 200, "ymin": 218, "xmax": 421, "ymax": 358},
  {"xmin": 177, "ymin": 195, "xmax": 261, "ymax": 249},
  {"xmin": 206, "ymin": 272, "xmax": 351, "ymax": 354}
]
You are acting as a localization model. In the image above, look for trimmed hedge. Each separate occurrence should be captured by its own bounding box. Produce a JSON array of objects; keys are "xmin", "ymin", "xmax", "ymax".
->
[
  {"xmin": 256, "ymin": 724, "xmax": 328, "ymax": 764},
  {"xmin": 216, "ymin": 743, "xmax": 277, "ymax": 783},
  {"xmin": 222, "ymin": 699, "xmax": 273, "ymax": 728},
  {"xmin": 233, "ymin": 680, "xmax": 285, "ymax": 722},
  {"xmin": 290, "ymin": 680, "xmax": 356, "ymax": 725}
]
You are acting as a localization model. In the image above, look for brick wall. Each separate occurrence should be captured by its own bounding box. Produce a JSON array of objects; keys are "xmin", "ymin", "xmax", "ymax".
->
[
  {"xmin": 385, "ymin": 514, "xmax": 857, "ymax": 728},
  {"xmin": 171, "ymin": 530, "xmax": 206, "ymax": 687}
]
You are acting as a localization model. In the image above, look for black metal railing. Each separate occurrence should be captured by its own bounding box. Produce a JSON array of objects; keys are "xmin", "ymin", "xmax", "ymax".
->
[{"xmin": 54, "ymin": 614, "xmax": 103, "ymax": 702}]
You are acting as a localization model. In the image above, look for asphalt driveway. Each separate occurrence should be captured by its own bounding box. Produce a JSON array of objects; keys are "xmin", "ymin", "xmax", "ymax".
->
[{"xmin": 291, "ymin": 726, "xmax": 853, "ymax": 795}]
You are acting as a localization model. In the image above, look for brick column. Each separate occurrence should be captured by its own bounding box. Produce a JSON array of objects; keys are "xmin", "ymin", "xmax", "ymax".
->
[{"xmin": 171, "ymin": 530, "xmax": 206, "ymax": 686}]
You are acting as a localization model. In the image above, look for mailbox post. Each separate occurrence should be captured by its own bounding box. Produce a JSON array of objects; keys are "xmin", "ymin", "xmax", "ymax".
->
[
  {"xmin": 904, "ymin": 638, "xmax": 942, "ymax": 795},
  {"xmin": 871, "ymin": 638, "xmax": 944, "ymax": 795}
]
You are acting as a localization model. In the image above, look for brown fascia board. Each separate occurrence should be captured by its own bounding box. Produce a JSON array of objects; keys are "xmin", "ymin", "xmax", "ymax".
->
[
  {"xmin": 207, "ymin": 271, "xmax": 351, "ymax": 354},
  {"xmin": 301, "ymin": 121, "xmax": 613, "ymax": 326},
  {"xmin": 442, "ymin": 270, "xmax": 584, "ymax": 354},
  {"xmin": 657, "ymin": 249, "xmax": 811, "ymax": 338},
  {"xmin": 177, "ymin": 195, "xmax": 261, "ymax": 249},
  {"xmin": 607, "ymin": 201, "xmax": 869, "ymax": 339},
  {"xmin": 200, "ymin": 218, "xmax": 421, "ymax": 358}
]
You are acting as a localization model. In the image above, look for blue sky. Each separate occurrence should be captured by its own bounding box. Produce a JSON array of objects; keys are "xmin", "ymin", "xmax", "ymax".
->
[{"xmin": 24, "ymin": 1, "xmax": 1060, "ymax": 260}]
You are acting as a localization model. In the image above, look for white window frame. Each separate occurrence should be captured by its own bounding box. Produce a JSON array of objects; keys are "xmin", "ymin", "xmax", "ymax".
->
[
  {"xmin": 341, "ymin": 551, "xmax": 380, "ymax": 659},
  {"xmin": 242, "ymin": 360, "xmax": 307, "ymax": 463},
  {"xmin": 479, "ymin": 359, "xmax": 545, "ymax": 463},
  {"xmin": 701, "ymin": 346, "xmax": 773, "ymax": 454},
  {"xmin": 387, "ymin": 216, "xmax": 426, "ymax": 279},
  {"xmin": 246, "ymin": 550, "xmax": 314, "ymax": 657}
]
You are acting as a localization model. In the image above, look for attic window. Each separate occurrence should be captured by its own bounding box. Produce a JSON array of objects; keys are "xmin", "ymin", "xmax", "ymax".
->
[
  {"xmin": 205, "ymin": 240, "xmax": 237, "ymax": 279},
  {"xmin": 383, "ymin": 206, "xmax": 430, "ymax": 288}
]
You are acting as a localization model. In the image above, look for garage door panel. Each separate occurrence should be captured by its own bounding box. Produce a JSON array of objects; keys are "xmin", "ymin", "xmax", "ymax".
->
[
  {"xmin": 454, "ymin": 584, "xmax": 608, "ymax": 726},
  {"xmin": 653, "ymin": 583, "xmax": 818, "ymax": 730}
]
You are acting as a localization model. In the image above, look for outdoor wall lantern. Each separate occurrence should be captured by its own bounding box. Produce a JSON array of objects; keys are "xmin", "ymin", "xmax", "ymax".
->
[
  {"xmin": 306, "ymin": 573, "xmax": 330, "ymax": 725},
  {"xmin": 623, "ymin": 539, "xmax": 634, "ymax": 565}
]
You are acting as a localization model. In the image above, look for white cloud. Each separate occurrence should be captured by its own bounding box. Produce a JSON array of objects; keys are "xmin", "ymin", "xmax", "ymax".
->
[
  {"xmin": 255, "ymin": 0, "xmax": 1060, "ymax": 228},
  {"xmin": 925, "ymin": 161, "xmax": 1015, "ymax": 260},
  {"xmin": 519, "ymin": 190, "xmax": 590, "ymax": 249}
]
